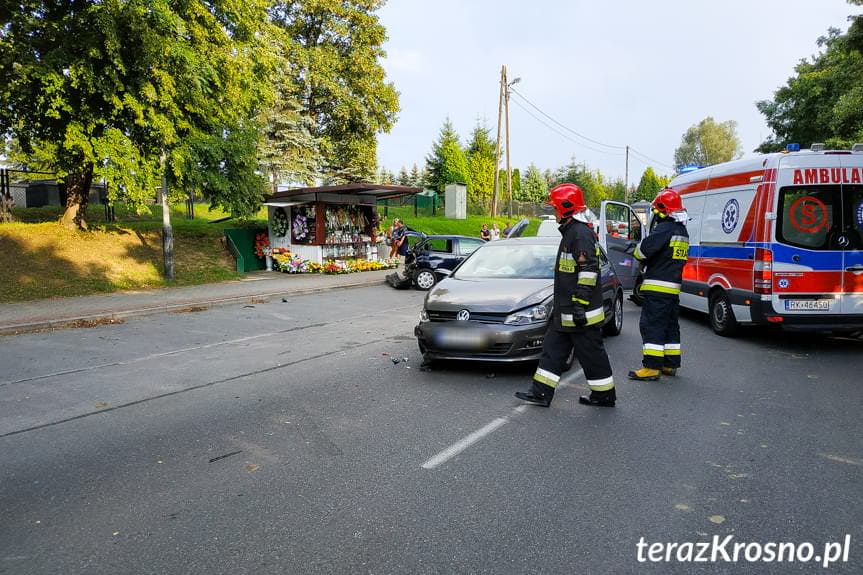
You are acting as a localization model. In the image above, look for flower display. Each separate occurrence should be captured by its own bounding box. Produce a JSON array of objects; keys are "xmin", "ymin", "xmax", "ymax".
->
[
  {"xmin": 271, "ymin": 253, "xmax": 398, "ymax": 275},
  {"xmin": 253, "ymin": 233, "xmax": 271, "ymax": 258}
]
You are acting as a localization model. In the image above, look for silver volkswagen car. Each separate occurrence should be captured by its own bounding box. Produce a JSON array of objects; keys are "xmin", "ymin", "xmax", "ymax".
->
[{"xmin": 415, "ymin": 236, "xmax": 624, "ymax": 363}]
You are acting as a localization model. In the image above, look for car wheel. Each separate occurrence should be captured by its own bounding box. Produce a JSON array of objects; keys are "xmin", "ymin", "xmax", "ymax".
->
[
  {"xmin": 603, "ymin": 291, "xmax": 624, "ymax": 337},
  {"xmin": 709, "ymin": 290, "xmax": 739, "ymax": 337},
  {"xmin": 413, "ymin": 268, "xmax": 437, "ymax": 290}
]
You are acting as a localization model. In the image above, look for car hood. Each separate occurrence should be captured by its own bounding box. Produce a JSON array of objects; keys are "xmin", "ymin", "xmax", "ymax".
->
[{"xmin": 425, "ymin": 277, "xmax": 553, "ymax": 313}]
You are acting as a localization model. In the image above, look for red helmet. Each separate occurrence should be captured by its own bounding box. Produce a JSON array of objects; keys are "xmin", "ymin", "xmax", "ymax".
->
[
  {"xmin": 652, "ymin": 188, "xmax": 684, "ymax": 214},
  {"xmin": 547, "ymin": 184, "xmax": 587, "ymax": 219}
]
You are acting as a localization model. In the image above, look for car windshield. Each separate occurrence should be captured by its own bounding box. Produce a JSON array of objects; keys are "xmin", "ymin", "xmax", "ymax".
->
[{"xmin": 454, "ymin": 244, "xmax": 557, "ymax": 279}]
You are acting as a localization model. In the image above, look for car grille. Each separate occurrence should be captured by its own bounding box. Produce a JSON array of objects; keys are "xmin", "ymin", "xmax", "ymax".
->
[{"xmin": 426, "ymin": 310, "xmax": 509, "ymax": 323}]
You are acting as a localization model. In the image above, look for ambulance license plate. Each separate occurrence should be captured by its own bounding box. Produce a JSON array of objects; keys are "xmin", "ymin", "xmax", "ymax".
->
[{"xmin": 784, "ymin": 299, "xmax": 829, "ymax": 311}]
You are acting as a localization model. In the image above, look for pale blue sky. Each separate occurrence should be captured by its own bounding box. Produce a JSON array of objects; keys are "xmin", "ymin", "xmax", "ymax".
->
[{"xmin": 376, "ymin": 0, "xmax": 857, "ymax": 182}]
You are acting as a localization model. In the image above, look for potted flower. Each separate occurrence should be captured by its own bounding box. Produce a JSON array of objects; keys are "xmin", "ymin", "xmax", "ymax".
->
[{"xmin": 254, "ymin": 233, "xmax": 273, "ymax": 270}]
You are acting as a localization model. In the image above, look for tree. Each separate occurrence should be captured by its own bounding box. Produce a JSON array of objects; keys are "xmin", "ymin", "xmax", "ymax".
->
[
  {"xmin": 409, "ymin": 163, "xmax": 423, "ymax": 187},
  {"xmin": 397, "ymin": 166, "xmax": 410, "ymax": 186},
  {"xmin": 0, "ymin": 0, "xmax": 274, "ymax": 227},
  {"xmin": 635, "ymin": 167, "xmax": 663, "ymax": 202},
  {"xmin": 439, "ymin": 141, "xmax": 470, "ymax": 193},
  {"xmin": 0, "ymin": 0, "xmax": 276, "ymax": 228},
  {"xmin": 519, "ymin": 163, "xmax": 548, "ymax": 202},
  {"xmin": 257, "ymin": 88, "xmax": 320, "ymax": 193},
  {"xmin": 673, "ymin": 117, "xmax": 742, "ymax": 170},
  {"xmin": 271, "ymin": 0, "xmax": 400, "ymax": 183},
  {"xmin": 465, "ymin": 121, "xmax": 496, "ymax": 211},
  {"xmin": 425, "ymin": 118, "xmax": 462, "ymax": 192},
  {"xmin": 756, "ymin": 3, "xmax": 863, "ymax": 151}
]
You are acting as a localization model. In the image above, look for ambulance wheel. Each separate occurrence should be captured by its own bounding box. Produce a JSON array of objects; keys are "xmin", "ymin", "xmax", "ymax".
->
[
  {"xmin": 603, "ymin": 292, "xmax": 624, "ymax": 337},
  {"xmin": 709, "ymin": 290, "xmax": 739, "ymax": 337},
  {"xmin": 413, "ymin": 268, "xmax": 437, "ymax": 290}
]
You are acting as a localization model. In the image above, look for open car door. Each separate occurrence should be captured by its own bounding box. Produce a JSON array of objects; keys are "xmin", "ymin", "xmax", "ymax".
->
[
  {"xmin": 505, "ymin": 218, "xmax": 530, "ymax": 238},
  {"xmin": 598, "ymin": 200, "xmax": 643, "ymax": 290}
]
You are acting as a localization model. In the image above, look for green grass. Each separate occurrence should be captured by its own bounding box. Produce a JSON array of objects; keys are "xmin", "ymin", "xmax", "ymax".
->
[
  {"xmin": 0, "ymin": 214, "xmax": 249, "ymax": 303},
  {"xmin": 378, "ymin": 206, "xmax": 540, "ymax": 238}
]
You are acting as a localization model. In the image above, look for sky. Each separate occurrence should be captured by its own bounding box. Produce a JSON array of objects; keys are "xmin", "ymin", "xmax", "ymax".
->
[{"xmin": 375, "ymin": 0, "xmax": 858, "ymax": 183}]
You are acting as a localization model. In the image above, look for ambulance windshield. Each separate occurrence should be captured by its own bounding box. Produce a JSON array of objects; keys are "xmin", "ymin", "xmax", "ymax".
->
[{"xmin": 777, "ymin": 185, "xmax": 863, "ymax": 251}]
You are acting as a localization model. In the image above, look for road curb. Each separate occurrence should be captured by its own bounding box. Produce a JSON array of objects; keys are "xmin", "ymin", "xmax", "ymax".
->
[{"xmin": 0, "ymin": 277, "xmax": 388, "ymax": 336}]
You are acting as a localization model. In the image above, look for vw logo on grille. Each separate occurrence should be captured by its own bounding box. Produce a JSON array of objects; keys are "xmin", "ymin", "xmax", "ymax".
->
[{"xmin": 456, "ymin": 309, "xmax": 470, "ymax": 321}]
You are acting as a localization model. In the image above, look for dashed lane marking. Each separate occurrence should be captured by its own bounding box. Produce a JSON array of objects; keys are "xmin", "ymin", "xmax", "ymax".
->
[{"xmin": 421, "ymin": 369, "xmax": 585, "ymax": 470}]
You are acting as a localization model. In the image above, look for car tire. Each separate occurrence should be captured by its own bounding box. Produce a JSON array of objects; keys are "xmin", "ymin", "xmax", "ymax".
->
[
  {"xmin": 709, "ymin": 289, "xmax": 739, "ymax": 337},
  {"xmin": 603, "ymin": 291, "xmax": 624, "ymax": 337},
  {"xmin": 413, "ymin": 268, "xmax": 437, "ymax": 290}
]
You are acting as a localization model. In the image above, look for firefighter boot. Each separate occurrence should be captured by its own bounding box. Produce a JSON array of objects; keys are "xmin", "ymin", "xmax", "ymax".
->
[
  {"xmin": 578, "ymin": 388, "xmax": 616, "ymax": 407},
  {"xmin": 515, "ymin": 390, "xmax": 552, "ymax": 407},
  {"xmin": 628, "ymin": 367, "xmax": 661, "ymax": 381},
  {"xmin": 661, "ymin": 367, "xmax": 677, "ymax": 377}
]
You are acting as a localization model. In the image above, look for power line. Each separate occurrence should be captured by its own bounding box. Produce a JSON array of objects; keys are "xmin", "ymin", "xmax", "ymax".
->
[
  {"xmin": 629, "ymin": 147, "xmax": 675, "ymax": 171},
  {"xmin": 509, "ymin": 97, "xmax": 624, "ymax": 158},
  {"xmin": 509, "ymin": 87, "xmax": 675, "ymax": 170},
  {"xmin": 509, "ymin": 88, "xmax": 626, "ymax": 150}
]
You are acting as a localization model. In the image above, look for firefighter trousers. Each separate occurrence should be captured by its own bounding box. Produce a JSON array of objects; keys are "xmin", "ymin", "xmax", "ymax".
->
[
  {"xmin": 530, "ymin": 324, "xmax": 614, "ymax": 400},
  {"xmin": 639, "ymin": 293, "xmax": 681, "ymax": 369}
]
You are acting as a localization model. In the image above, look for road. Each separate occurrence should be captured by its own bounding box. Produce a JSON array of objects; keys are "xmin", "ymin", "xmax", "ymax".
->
[{"xmin": 1, "ymin": 285, "xmax": 861, "ymax": 574}]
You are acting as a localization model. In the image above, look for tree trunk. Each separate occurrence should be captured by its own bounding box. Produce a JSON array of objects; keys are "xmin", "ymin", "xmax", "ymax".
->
[{"xmin": 60, "ymin": 163, "xmax": 94, "ymax": 229}]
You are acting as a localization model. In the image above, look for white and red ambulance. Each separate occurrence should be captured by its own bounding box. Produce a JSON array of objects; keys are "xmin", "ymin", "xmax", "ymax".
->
[{"xmin": 599, "ymin": 144, "xmax": 863, "ymax": 336}]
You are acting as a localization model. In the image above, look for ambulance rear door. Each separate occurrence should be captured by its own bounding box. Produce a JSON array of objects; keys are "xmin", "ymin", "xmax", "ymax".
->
[
  {"xmin": 839, "ymin": 153, "xmax": 863, "ymax": 314},
  {"xmin": 772, "ymin": 155, "xmax": 845, "ymax": 316}
]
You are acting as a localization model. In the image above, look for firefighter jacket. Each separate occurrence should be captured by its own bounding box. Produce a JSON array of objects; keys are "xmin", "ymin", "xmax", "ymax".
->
[
  {"xmin": 553, "ymin": 219, "xmax": 605, "ymax": 330},
  {"xmin": 633, "ymin": 217, "xmax": 689, "ymax": 296}
]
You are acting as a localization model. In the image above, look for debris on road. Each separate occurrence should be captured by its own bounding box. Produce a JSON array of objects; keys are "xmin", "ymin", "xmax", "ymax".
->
[
  {"xmin": 208, "ymin": 450, "xmax": 243, "ymax": 464},
  {"xmin": 245, "ymin": 464, "xmax": 260, "ymax": 473}
]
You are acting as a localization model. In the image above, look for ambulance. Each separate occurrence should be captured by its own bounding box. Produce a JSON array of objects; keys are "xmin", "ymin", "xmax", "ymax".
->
[{"xmin": 598, "ymin": 144, "xmax": 863, "ymax": 336}]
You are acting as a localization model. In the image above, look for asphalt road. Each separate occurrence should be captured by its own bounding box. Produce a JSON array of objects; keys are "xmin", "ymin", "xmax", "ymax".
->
[{"xmin": 1, "ymin": 285, "xmax": 861, "ymax": 574}]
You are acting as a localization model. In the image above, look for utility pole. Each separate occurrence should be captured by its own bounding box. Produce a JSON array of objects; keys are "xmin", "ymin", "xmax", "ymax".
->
[
  {"xmin": 160, "ymin": 151, "xmax": 175, "ymax": 280},
  {"xmin": 624, "ymin": 145, "xmax": 630, "ymax": 204},
  {"xmin": 505, "ymin": 76, "xmax": 513, "ymax": 218},
  {"xmin": 491, "ymin": 65, "xmax": 505, "ymax": 218}
]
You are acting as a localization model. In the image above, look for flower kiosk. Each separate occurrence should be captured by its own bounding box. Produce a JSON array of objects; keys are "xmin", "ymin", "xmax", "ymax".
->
[{"xmin": 263, "ymin": 183, "xmax": 421, "ymax": 273}]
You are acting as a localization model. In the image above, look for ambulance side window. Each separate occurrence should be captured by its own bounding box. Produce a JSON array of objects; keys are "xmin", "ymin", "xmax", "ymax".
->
[{"xmin": 776, "ymin": 186, "xmax": 837, "ymax": 250}]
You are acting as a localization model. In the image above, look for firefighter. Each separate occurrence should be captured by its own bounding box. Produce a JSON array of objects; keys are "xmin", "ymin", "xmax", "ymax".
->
[
  {"xmin": 515, "ymin": 184, "xmax": 616, "ymax": 408},
  {"xmin": 629, "ymin": 188, "xmax": 689, "ymax": 381}
]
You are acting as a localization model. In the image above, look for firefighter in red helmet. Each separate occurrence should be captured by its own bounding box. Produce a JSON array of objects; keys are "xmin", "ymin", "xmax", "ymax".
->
[
  {"xmin": 629, "ymin": 188, "xmax": 690, "ymax": 381},
  {"xmin": 515, "ymin": 183, "xmax": 616, "ymax": 408}
]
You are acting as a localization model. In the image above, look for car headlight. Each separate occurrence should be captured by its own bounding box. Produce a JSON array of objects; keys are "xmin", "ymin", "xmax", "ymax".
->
[
  {"xmin": 504, "ymin": 300, "xmax": 552, "ymax": 325},
  {"xmin": 419, "ymin": 309, "xmax": 429, "ymax": 322}
]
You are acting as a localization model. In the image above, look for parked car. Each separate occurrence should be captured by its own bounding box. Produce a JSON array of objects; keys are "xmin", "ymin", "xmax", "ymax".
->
[
  {"xmin": 404, "ymin": 235, "xmax": 487, "ymax": 290},
  {"xmin": 415, "ymin": 236, "xmax": 624, "ymax": 363},
  {"xmin": 536, "ymin": 209, "xmax": 599, "ymax": 237}
]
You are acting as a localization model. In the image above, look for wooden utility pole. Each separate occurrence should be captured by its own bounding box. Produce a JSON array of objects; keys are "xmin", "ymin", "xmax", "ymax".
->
[
  {"xmin": 491, "ymin": 65, "xmax": 506, "ymax": 218},
  {"xmin": 624, "ymin": 145, "xmax": 630, "ymax": 203},
  {"xmin": 505, "ymin": 75, "xmax": 513, "ymax": 218},
  {"xmin": 160, "ymin": 151, "xmax": 175, "ymax": 280}
]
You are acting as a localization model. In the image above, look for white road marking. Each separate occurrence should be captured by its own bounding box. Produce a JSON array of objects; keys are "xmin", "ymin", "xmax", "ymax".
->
[{"xmin": 421, "ymin": 369, "xmax": 585, "ymax": 469}]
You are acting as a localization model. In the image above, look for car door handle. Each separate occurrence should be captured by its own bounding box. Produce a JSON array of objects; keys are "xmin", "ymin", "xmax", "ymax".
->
[{"xmin": 847, "ymin": 264, "xmax": 863, "ymax": 274}]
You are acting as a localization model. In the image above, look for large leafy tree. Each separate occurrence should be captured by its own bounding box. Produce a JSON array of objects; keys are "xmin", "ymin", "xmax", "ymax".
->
[
  {"xmin": 271, "ymin": 0, "xmax": 400, "ymax": 183},
  {"xmin": 673, "ymin": 117, "xmax": 742, "ymax": 170},
  {"xmin": 756, "ymin": 1, "xmax": 863, "ymax": 151},
  {"xmin": 465, "ymin": 121, "xmax": 496, "ymax": 211},
  {"xmin": 0, "ymin": 0, "xmax": 276, "ymax": 228}
]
